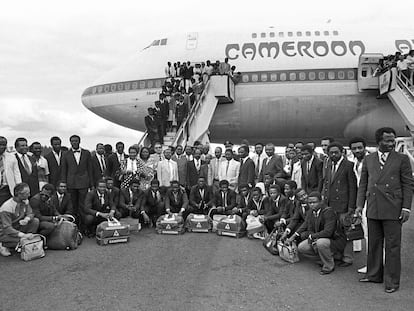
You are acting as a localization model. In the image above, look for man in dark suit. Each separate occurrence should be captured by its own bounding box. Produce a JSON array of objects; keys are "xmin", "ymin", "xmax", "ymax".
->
[
  {"xmin": 105, "ymin": 142, "xmax": 128, "ymax": 188},
  {"xmin": 322, "ymin": 142, "xmax": 357, "ymax": 267},
  {"xmin": 238, "ymin": 145, "xmax": 255, "ymax": 188},
  {"xmin": 49, "ymin": 181, "xmax": 73, "ymax": 216},
  {"xmin": 105, "ymin": 177, "xmax": 120, "ymax": 215},
  {"xmin": 119, "ymin": 179, "xmax": 148, "ymax": 223},
  {"xmin": 294, "ymin": 191, "xmax": 346, "ymax": 275},
  {"xmin": 44, "ymin": 136, "xmax": 64, "ymax": 187},
  {"xmin": 165, "ymin": 180, "xmax": 189, "ymax": 218},
  {"xmin": 61, "ymin": 135, "xmax": 93, "ymax": 227},
  {"xmin": 188, "ymin": 176, "xmax": 215, "ymax": 215},
  {"xmin": 13, "ymin": 138, "xmax": 39, "ymax": 197},
  {"xmin": 91, "ymin": 143, "xmax": 107, "ymax": 187},
  {"xmin": 301, "ymin": 144, "xmax": 323, "ymax": 193},
  {"xmin": 357, "ymin": 127, "xmax": 414, "ymax": 293},
  {"xmin": 83, "ymin": 179, "xmax": 115, "ymax": 237},
  {"xmin": 145, "ymin": 107, "xmax": 159, "ymax": 148},
  {"xmin": 142, "ymin": 179, "xmax": 165, "ymax": 226},
  {"xmin": 212, "ymin": 179, "xmax": 237, "ymax": 217},
  {"xmin": 186, "ymin": 148, "xmax": 204, "ymax": 189},
  {"xmin": 259, "ymin": 143, "xmax": 285, "ymax": 183},
  {"xmin": 235, "ymin": 184, "xmax": 251, "ymax": 218},
  {"xmin": 262, "ymin": 184, "xmax": 288, "ymax": 232}
]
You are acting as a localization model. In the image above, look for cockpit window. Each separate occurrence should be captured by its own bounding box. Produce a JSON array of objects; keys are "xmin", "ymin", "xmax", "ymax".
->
[
  {"xmin": 153, "ymin": 40, "xmax": 160, "ymax": 46},
  {"xmin": 160, "ymin": 38, "xmax": 168, "ymax": 45}
]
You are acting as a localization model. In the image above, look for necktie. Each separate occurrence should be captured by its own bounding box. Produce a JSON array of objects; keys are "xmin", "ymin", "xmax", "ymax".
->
[
  {"xmin": 240, "ymin": 158, "xmax": 244, "ymax": 167},
  {"xmin": 58, "ymin": 195, "xmax": 63, "ymax": 207},
  {"xmin": 100, "ymin": 194, "xmax": 104, "ymax": 206},
  {"xmin": 307, "ymin": 161, "xmax": 311, "ymax": 173},
  {"xmin": 379, "ymin": 153, "xmax": 386, "ymax": 169},
  {"xmin": 0, "ymin": 155, "xmax": 4, "ymax": 185},
  {"xmin": 331, "ymin": 162, "xmax": 336, "ymax": 179},
  {"xmin": 101, "ymin": 155, "xmax": 106, "ymax": 171},
  {"xmin": 256, "ymin": 156, "xmax": 260, "ymax": 175},
  {"xmin": 226, "ymin": 161, "xmax": 230, "ymax": 174},
  {"xmin": 223, "ymin": 192, "xmax": 227, "ymax": 207},
  {"xmin": 22, "ymin": 155, "xmax": 32, "ymax": 175},
  {"xmin": 159, "ymin": 155, "xmax": 162, "ymax": 161}
]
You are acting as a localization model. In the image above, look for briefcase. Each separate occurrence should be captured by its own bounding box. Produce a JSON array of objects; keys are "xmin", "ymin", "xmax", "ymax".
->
[
  {"xmin": 96, "ymin": 219, "xmax": 130, "ymax": 245},
  {"xmin": 156, "ymin": 214, "xmax": 185, "ymax": 235},
  {"xmin": 246, "ymin": 215, "xmax": 266, "ymax": 238},
  {"xmin": 345, "ymin": 223, "xmax": 364, "ymax": 241},
  {"xmin": 216, "ymin": 215, "xmax": 246, "ymax": 238},
  {"xmin": 185, "ymin": 213, "xmax": 212, "ymax": 233}
]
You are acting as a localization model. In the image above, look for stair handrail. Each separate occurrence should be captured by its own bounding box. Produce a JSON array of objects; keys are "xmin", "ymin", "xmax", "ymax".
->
[
  {"xmin": 172, "ymin": 79, "xmax": 212, "ymax": 146},
  {"xmin": 137, "ymin": 130, "xmax": 148, "ymax": 147},
  {"xmin": 396, "ymin": 71, "xmax": 414, "ymax": 98}
]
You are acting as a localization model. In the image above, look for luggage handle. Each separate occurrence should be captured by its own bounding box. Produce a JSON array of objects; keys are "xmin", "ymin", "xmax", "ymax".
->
[
  {"xmin": 107, "ymin": 217, "xmax": 121, "ymax": 226},
  {"xmin": 207, "ymin": 207, "xmax": 217, "ymax": 218}
]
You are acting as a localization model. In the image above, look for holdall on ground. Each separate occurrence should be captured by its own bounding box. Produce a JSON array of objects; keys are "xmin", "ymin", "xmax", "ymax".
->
[
  {"xmin": 96, "ymin": 218, "xmax": 130, "ymax": 245},
  {"xmin": 156, "ymin": 213, "xmax": 185, "ymax": 235},
  {"xmin": 263, "ymin": 228, "xmax": 280, "ymax": 255},
  {"xmin": 47, "ymin": 215, "xmax": 82, "ymax": 250},
  {"xmin": 185, "ymin": 213, "xmax": 212, "ymax": 233},
  {"xmin": 16, "ymin": 234, "xmax": 46, "ymax": 261},
  {"xmin": 277, "ymin": 241, "xmax": 300, "ymax": 263},
  {"xmin": 246, "ymin": 215, "xmax": 266, "ymax": 238},
  {"xmin": 216, "ymin": 214, "xmax": 246, "ymax": 238}
]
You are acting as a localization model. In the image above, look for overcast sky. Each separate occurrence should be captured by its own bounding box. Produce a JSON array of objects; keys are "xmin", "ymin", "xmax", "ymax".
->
[{"xmin": 0, "ymin": 0, "xmax": 411, "ymax": 150}]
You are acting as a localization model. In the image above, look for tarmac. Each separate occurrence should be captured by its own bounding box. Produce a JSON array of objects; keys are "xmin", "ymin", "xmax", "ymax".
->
[{"xmin": 1, "ymin": 218, "xmax": 414, "ymax": 311}]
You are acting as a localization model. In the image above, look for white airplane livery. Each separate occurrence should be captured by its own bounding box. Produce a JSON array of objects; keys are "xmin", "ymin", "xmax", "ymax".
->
[{"xmin": 81, "ymin": 25, "xmax": 414, "ymax": 144}]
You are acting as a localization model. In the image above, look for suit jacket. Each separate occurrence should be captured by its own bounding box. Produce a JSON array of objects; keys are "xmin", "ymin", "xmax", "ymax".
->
[
  {"xmin": 142, "ymin": 188, "xmax": 165, "ymax": 214},
  {"xmin": 91, "ymin": 154, "xmax": 106, "ymax": 187},
  {"xmin": 238, "ymin": 157, "xmax": 255, "ymax": 187},
  {"xmin": 44, "ymin": 151, "xmax": 64, "ymax": 187},
  {"xmin": 301, "ymin": 157, "xmax": 323, "ymax": 193},
  {"xmin": 357, "ymin": 151, "xmax": 414, "ymax": 220},
  {"xmin": 157, "ymin": 159, "xmax": 179, "ymax": 187},
  {"xmin": 287, "ymin": 202, "xmax": 309, "ymax": 233},
  {"xmin": 15, "ymin": 153, "xmax": 39, "ymax": 197},
  {"xmin": 119, "ymin": 188, "xmax": 144, "ymax": 213},
  {"xmin": 107, "ymin": 187, "xmax": 120, "ymax": 210},
  {"xmin": 105, "ymin": 153, "xmax": 128, "ymax": 183},
  {"xmin": 259, "ymin": 154, "xmax": 285, "ymax": 182},
  {"xmin": 189, "ymin": 185, "xmax": 215, "ymax": 211},
  {"xmin": 265, "ymin": 195, "xmax": 288, "ymax": 221},
  {"xmin": 30, "ymin": 194, "xmax": 59, "ymax": 222},
  {"xmin": 172, "ymin": 155, "xmax": 188, "ymax": 187},
  {"xmin": 218, "ymin": 159, "xmax": 240, "ymax": 188},
  {"xmin": 165, "ymin": 189, "xmax": 189, "ymax": 213},
  {"xmin": 84, "ymin": 190, "xmax": 114, "ymax": 216},
  {"xmin": 145, "ymin": 115, "xmax": 158, "ymax": 133},
  {"xmin": 61, "ymin": 149, "xmax": 93, "ymax": 189},
  {"xmin": 50, "ymin": 192, "xmax": 74, "ymax": 215},
  {"xmin": 322, "ymin": 158, "xmax": 357, "ymax": 214},
  {"xmin": 281, "ymin": 197, "xmax": 297, "ymax": 222},
  {"xmin": 186, "ymin": 159, "xmax": 204, "ymax": 188},
  {"xmin": 296, "ymin": 205, "xmax": 346, "ymax": 251},
  {"xmin": 214, "ymin": 189, "xmax": 237, "ymax": 212},
  {"xmin": 246, "ymin": 197, "xmax": 270, "ymax": 216}
]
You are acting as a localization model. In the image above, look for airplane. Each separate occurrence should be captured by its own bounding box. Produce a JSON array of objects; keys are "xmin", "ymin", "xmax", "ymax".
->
[{"xmin": 81, "ymin": 24, "xmax": 414, "ymax": 145}]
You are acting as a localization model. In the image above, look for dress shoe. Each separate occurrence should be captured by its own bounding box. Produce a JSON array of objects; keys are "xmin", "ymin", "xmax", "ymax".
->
[
  {"xmin": 320, "ymin": 268, "xmax": 334, "ymax": 275},
  {"xmin": 359, "ymin": 278, "xmax": 382, "ymax": 283},
  {"xmin": 385, "ymin": 287, "xmax": 399, "ymax": 294},
  {"xmin": 358, "ymin": 266, "xmax": 367, "ymax": 274},
  {"xmin": 337, "ymin": 261, "xmax": 353, "ymax": 267},
  {"xmin": 0, "ymin": 245, "xmax": 11, "ymax": 257}
]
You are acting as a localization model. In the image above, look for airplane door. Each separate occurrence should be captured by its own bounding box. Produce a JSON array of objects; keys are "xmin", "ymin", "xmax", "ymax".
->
[
  {"xmin": 186, "ymin": 32, "xmax": 198, "ymax": 50},
  {"xmin": 358, "ymin": 53, "xmax": 384, "ymax": 91}
]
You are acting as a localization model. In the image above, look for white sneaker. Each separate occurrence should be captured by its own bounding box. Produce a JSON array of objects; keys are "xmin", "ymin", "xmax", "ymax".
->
[
  {"xmin": 358, "ymin": 266, "xmax": 367, "ymax": 273},
  {"xmin": 0, "ymin": 245, "xmax": 11, "ymax": 257}
]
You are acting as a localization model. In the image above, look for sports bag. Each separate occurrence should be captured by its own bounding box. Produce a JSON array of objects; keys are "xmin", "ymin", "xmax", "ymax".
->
[
  {"xmin": 156, "ymin": 213, "xmax": 185, "ymax": 235},
  {"xmin": 16, "ymin": 234, "xmax": 46, "ymax": 261},
  {"xmin": 216, "ymin": 214, "xmax": 246, "ymax": 238},
  {"xmin": 246, "ymin": 215, "xmax": 265, "ymax": 238},
  {"xmin": 185, "ymin": 213, "xmax": 212, "ymax": 233},
  {"xmin": 277, "ymin": 241, "xmax": 300, "ymax": 263},
  {"xmin": 47, "ymin": 215, "xmax": 82, "ymax": 250},
  {"xmin": 263, "ymin": 228, "xmax": 280, "ymax": 255},
  {"xmin": 96, "ymin": 218, "xmax": 130, "ymax": 245}
]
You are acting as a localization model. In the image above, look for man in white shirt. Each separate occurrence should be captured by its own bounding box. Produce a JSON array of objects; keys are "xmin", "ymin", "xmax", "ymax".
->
[
  {"xmin": 157, "ymin": 148, "xmax": 178, "ymax": 188},
  {"xmin": 210, "ymin": 147, "xmax": 225, "ymax": 182},
  {"xmin": 218, "ymin": 149, "xmax": 240, "ymax": 191}
]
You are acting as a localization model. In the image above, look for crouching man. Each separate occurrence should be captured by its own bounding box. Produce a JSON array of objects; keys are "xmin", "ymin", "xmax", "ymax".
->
[
  {"xmin": 291, "ymin": 191, "xmax": 345, "ymax": 275},
  {"xmin": 0, "ymin": 183, "xmax": 39, "ymax": 256},
  {"xmin": 82, "ymin": 179, "xmax": 116, "ymax": 237},
  {"xmin": 165, "ymin": 180, "xmax": 189, "ymax": 219},
  {"xmin": 30, "ymin": 183, "xmax": 63, "ymax": 238}
]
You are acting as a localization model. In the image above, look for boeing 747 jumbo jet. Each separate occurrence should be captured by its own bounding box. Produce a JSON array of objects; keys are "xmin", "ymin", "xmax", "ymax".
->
[{"xmin": 81, "ymin": 25, "xmax": 414, "ymax": 145}]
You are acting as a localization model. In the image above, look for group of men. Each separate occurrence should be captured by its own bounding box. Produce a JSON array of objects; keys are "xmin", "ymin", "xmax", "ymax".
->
[{"xmin": 0, "ymin": 126, "xmax": 412, "ymax": 294}]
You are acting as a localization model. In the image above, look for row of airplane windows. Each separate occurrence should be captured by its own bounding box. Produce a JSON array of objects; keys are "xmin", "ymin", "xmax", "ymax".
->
[
  {"xmin": 85, "ymin": 69, "xmax": 356, "ymax": 96},
  {"xmin": 252, "ymin": 30, "xmax": 339, "ymax": 39}
]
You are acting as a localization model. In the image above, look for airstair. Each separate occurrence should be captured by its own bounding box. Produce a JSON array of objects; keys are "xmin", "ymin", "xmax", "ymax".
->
[{"xmin": 138, "ymin": 75, "xmax": 235, "ymax": 148}]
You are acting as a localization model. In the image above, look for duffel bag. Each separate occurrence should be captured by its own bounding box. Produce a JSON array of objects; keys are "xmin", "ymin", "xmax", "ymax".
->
[
  {"xmin": 96, "ymin": 218, "xmax": 130, "ymax": 245},
  {"xmin": 263, "ymin": 228, "xmax": 279, "ymax": 255},
  {"xmin": 246, "ymin": 215, "xmax": 265, "ymax": 239},
  {"xmin": 185, "ymin": 213, "xmax": 212, "ymax": 233},
  {"xmin": 47, "ymin": 215, "xmax": 82, "ymax": 250},
  {"xmin": 216, "ymin": 214, "xmax": 246, "ymax": 238},
  {"xmin": 16, "ymin": 234, "xmax": 46, "ymax": 261},
  {"xmin": 156, "ymin": 214, "xmax": 185, "ymax": 235},
  {"xmin": 277, "ymin": 241, "xmax": 300, "ymax": 263}
]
